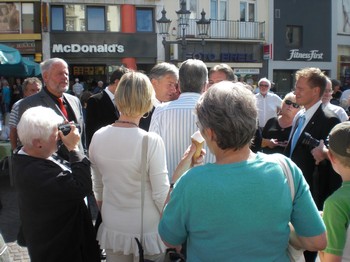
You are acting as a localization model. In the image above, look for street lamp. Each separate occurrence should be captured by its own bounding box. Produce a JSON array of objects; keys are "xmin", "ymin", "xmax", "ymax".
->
[
  {"xmin": 197, "ymin": 9, "xmax": 211, "ymax": 45},
  {"xmin": 156, "ymin": 0, "xmax": 211, "ymax": 61}
]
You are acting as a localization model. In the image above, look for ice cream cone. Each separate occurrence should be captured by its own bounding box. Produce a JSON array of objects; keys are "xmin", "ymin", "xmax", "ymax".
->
[{"xmin": 191, "ymin": 130, "xmax": 204, "ymax": 165}]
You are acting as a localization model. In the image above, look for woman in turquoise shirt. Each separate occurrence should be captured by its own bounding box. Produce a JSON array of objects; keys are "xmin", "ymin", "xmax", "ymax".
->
[{"xmin": 159, "ymin": 81, "xmax": 327, "ymax": 261}]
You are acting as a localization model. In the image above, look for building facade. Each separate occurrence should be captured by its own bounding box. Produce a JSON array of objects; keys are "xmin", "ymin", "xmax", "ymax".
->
[
  {"xmin": 2, "ymin": 1, "xmax": 349, "ymax": 93},
  {"xmin": 157, "ymin": 0, "xmax": 268, "ymax": 84},
  {"xmin": 267, "ymin": 0, "xmax": 350, "ymax": 95},
  {"xmin": 0, "ymin": 1, "xmax": 42, "ymax": 65}
]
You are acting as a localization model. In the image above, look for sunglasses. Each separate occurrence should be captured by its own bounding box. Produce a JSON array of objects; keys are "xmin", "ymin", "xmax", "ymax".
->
[{"xmin": 285, "ymin": 100, "xmax": 300, "ymax": 109}]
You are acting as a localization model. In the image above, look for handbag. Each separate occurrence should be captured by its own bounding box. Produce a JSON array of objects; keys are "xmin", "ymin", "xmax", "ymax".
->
[
  {"xmin": 275, "ymin": 154, "xmax": 305, "ymax": 262},
  {"xmin": 135, "ymin": 135, "xmax": 185, "ymax": 262}
]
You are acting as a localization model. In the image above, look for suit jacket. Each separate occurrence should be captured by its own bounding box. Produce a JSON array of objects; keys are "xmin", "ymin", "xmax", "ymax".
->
[
  {"xmin": 13, "ymin": 151, "xmax": 100, "ymax": 262},
  {"xmin": 284, "ymin": 104, "xmax": 342, "ymax": 209},
  {"xmin": 85, "ymin": 90, "xmax": 119, "ymax": 148},
  {"xmin": 139, "ymin": 106, "xmax": 155, "ymax": 131},
  {"xmin": 18, "ymin": 89, "xmax": 85, "ymax": 158}
]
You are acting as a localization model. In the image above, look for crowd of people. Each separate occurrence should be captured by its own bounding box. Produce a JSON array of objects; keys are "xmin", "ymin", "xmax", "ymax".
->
[{"xmin": 2, "ymin": 57, "xmax": 350, "ymax": 262}]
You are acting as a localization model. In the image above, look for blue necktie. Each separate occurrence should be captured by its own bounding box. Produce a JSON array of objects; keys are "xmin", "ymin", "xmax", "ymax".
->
[{"xmin": 290, "ymin": 114, "xmax": 305, "ymax": 156}]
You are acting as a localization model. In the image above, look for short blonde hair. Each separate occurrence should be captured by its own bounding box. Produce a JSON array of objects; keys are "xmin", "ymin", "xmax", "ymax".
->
[
  {"xmin": 115, "ymin": 72, "xmax": 154, "ymax": 117},
  {"xmin": 329, "ymin": 149, "xmax": 350, "ymax": 168},
  {"xmin": 283, "ymin": 92, "xmax": 296, "ymax": 103}
]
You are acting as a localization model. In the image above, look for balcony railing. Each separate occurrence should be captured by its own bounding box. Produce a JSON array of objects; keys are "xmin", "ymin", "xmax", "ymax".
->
[{"xmin": 176, "ymin": 19, "xmax": 265, "ymax": 41}]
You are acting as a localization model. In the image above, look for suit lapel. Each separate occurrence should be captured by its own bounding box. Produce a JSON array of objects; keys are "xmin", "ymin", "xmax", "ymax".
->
[
  {"xmin": 63, "ymin": 93, "xmax": 79, "ymax": 120},
  {"xmin": 102, "ymin": 91, "xmax": 119, "ymax": 118},
  {"xmin": 296, "ymin": 104, "xmax": 322, "ymax": 146},
  {"xmin": 39, "ymin": 90, "xmax": 62, "ymax": 116}
]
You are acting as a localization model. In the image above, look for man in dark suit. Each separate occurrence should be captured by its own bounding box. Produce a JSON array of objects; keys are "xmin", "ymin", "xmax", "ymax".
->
[
  {"xmin": 284, "ymin": 67, "xmax": 341, "ymax": 262},
  {"xmin": 139, "ymin": 62, "xmax": 179, "ymax": 131},
  {"xmin": 18, "ymin": 58, "xmax": 85, "ymax": 160},
  {"xmin": 85, "ymin": 66, "xmax": 129, "ymax": 148}
]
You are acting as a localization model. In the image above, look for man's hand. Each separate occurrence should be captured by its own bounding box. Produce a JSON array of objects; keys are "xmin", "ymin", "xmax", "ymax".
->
[
  {"xmin": 311, "ymin": 140, "xmax": 328, "ymax": 165},
  {"xmin": 59, "ymin": 123, "xmax": 80, "ymax": 152}
]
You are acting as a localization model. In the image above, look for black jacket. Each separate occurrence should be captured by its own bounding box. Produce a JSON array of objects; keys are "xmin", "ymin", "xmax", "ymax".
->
[{"xmin": 13, "ymin": 150, "xmax": 100, "ymax": 262}]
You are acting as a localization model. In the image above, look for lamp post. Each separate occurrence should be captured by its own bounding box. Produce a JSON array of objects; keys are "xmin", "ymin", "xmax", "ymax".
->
[{"xmin": 156, "ymin": 0, "xmax": 211, "ymax": 62}]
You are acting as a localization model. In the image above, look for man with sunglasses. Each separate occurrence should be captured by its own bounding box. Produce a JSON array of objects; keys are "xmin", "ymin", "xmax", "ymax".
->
[
  {"xmin": 255, "ymin": 77, "xmax": 282, "ymax": 130},
  {"xmin": 284, "ymin": 67, "xmax": 341, "ymax": 262}
]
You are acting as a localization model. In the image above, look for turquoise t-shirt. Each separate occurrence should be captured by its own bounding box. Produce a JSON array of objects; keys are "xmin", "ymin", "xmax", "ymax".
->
[
  {"xmin": 322, "ymin": 181, "xmax": 350, "ymax": 258},
  {"xmin": 159, "ymin": 153, "xmax": 325, "ymax": 262}
]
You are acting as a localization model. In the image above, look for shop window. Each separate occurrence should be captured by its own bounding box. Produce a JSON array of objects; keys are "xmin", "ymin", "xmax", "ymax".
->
[
  {"xmin": 136, "ymin": 8, "xmax": 153, "ymax": 32},
  {"xmin": 73, "ymin": 66, "xmax": 105, "ymax": 76},
  {"xmin": 285, "ymin": 25, "xmax": 302, "ymax": 47},
  {"xmin": 51, "ymin": 6, "xmax": 64, "ymax": 31},
  {"xmin": 87, "ymin": 6, "xmax": 105, "ymax": 31}
]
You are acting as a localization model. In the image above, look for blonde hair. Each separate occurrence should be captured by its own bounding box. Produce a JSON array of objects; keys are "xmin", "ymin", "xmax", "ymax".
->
[
  {"xmin": 115, "ymin": 72, "xmax": 154, "ymax": 117},
  {"xmin": 283, "ymin": 92, "xmax": 296, "ymax": 103},
  {"xmin": 329, "ymin": 149, "xmax": 350, "ymax": 168}
]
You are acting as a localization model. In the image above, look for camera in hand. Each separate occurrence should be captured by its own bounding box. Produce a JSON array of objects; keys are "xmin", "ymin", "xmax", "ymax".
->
[
  {"xmin": 58, "ymin": 123, "xmax": 80, "ymax": 136},
  {"xmin": 301, "ymin": 132, "xmax": 328, "ymax": 148}
]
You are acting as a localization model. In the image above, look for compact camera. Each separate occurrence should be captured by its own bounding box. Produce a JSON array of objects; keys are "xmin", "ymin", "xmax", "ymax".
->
[
  {"xmin": 58, "ymin": 123, "xmax": 80, "ymax": 136},
  {"xmin": 301, "ymin": 132, "xmax": 328, "ymax": 148}
]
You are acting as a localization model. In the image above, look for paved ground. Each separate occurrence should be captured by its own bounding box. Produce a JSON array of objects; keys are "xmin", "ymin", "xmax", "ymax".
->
[
  {"xmin": 0, "ymin": 171, "xmax": 101, "ymax": 262},
  {"xmin": 0, "ymin": 173, "xmax": 30, "ymax": 261}
]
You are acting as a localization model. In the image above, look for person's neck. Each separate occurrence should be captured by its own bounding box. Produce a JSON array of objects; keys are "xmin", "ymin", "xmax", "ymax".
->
[
  {"xmin": 278, "ymin": 114, "xmax": 293, "ymax": 128},
  {"xmin": 114, "ymin": 116, "xmax": 140, "ymax": 127},
  {"xmin": 107, "ymin": 84, "xmax": 117, "ymax": 94},
  {"xmin": 22, "ymin": 146, "xmax": 50, "ymax": 159},
  {"xmin": 215, "ymin": 145, "xmax": 254, "ymax": 164},
  {"xmin": 303, "ymin": 99, "xmax": 321, "ymax": 110}
]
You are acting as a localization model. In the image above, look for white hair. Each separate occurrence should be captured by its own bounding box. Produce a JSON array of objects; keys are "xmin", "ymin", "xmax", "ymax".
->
[
  {"xmin": 18, "ymin": 106, "xmax": 63, "ymax": 147},
  {"xmin": 258, "ymin": 77, "xmax": 271, "ymax": 88}
]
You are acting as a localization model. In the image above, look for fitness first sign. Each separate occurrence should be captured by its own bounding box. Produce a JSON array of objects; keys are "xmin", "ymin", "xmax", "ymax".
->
[
  {"xmin": 52, "ymin": 44, "xmax": 125, "ymax": 54},
  {"xmin": 287, "ymin": 49, "xmax": 324, "ymax": 61}
]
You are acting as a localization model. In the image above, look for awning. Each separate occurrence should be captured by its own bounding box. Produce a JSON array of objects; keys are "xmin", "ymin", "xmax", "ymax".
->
[
  {"xmin": 0, "ymin": 44, "xmax": 22, "ymax": 65},
  {"xmin": 0, "ymin": 58, "xmax": 41, "ymax": 77},
  {"xmin": 0, "ymin": 44, "xmax": 40, "ymax": 77}
]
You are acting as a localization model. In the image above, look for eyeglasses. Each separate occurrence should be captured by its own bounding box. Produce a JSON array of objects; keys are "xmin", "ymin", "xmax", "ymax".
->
[
  {"xmin": 259, "ymin": 84, "xmax": 269, "ymax": 87},
  {"xmin": 285, "ymin": 100, "xmax": 300, "ymax": 109}
]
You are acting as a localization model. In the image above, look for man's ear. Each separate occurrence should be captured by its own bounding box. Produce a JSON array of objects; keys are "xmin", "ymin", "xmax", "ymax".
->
[
  {"xmin": 32, "ymin": 138, "xmax": 42, "ymax": 149},
  {"xmin": 204, "ymin": 128, "xmax": 216, "ymax": 142},
  {"xmin": 327, "ymin": 150, "xmax": 336, "ymax": 166}
]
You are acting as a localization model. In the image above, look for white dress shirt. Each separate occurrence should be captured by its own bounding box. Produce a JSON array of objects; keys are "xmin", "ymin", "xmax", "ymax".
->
[
  {"xmin": 149, "ymin": 92, "xmax": 215, "ymax": 181},
  {"xmin": 256, "ymin": 92, "xmax": 282, "ymax": 128}
]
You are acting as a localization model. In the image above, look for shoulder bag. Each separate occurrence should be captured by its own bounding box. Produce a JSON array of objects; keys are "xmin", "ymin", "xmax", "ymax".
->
[{"xmin": 275, "ymin": 154, "xmax": 305, "ymax": 262}]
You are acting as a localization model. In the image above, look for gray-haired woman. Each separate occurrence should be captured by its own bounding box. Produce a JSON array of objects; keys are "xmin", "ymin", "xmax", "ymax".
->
[{"xmin": 159, "ymin": 81, "xmax": 326, "ymax": 261}]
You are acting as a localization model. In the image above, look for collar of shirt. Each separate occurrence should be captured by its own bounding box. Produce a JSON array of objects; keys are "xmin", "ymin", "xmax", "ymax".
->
[
  {"xmin": 292, "ymin": 100, "xmax": 321, "ymax": 128},
  {"xmin": 104, "ymin": 87, "xmax": 114, "ymax": 102},
  {"xmin": 256, "ymin": 92, "xmax": 272, "ymax": 98},
  {"xmin": 152, "ymin": 97, "xmax": 161, "ymax": 107},
  {"xmin": 44, "ymin": 86, "xmax": 64, "ymax": 104}
]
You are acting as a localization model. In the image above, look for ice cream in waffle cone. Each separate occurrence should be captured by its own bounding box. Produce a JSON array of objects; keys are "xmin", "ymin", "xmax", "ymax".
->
[{"xmin": 191, "ymin": 130, "xmax": 205, "ymax": 165}]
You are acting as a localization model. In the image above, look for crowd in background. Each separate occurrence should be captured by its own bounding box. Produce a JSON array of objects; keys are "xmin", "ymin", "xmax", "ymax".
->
[{"xmin": 1, "ymin": 58, "xmax": 350, "ymax": 262}]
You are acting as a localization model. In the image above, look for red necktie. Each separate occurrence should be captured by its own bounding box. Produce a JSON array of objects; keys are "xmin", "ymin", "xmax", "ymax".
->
[{"xmin": 57, "ymin": 97, "xmax": 68, "ymax": 120}]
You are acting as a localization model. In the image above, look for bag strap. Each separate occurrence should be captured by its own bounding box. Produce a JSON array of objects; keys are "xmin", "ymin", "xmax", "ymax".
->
[
  {"xmin": 274, "ymin": 154, "xmax": 295, "ymax": 201},
  {"xmin": 140, "ymin": 134, "xmax": 149, "ymax": 245}
]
